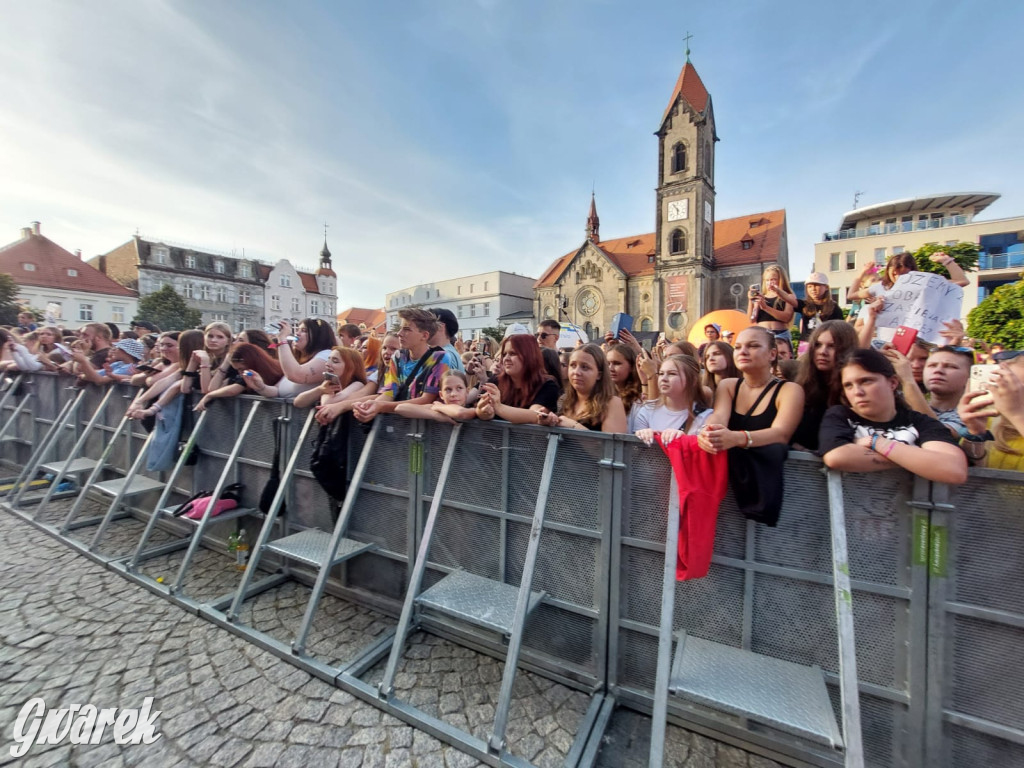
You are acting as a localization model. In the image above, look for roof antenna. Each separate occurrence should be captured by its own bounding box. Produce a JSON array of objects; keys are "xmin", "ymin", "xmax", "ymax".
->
[
  {"xmin": 853, "ymin": 190, "xmax": 864, "ymax": 209},
  {"xmin": 684, "ymin": 31, "xmax": 693, "ymax": 62}
]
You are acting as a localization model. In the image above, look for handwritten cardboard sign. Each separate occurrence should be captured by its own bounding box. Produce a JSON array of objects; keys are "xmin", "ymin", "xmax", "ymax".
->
[{"xmin": 873, "ymin": 271, "xmax": 963, "ymax": 344}]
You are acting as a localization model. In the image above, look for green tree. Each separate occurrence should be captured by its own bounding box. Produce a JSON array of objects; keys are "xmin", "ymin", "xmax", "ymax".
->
[
  {"xmin": 967, "ymin": 278, "xmax": 1024, "ymax": 348},
  {"xmin": 911, "ymin": 241, "xmax": 979, "ymax": 276},
  {"xmin": 477, "ymin": 325, "xmax": 507, "ymax": 344},
  {"xmin": 0, "ymin": 273, "xmax": 22, "ymax": 325},
  {"xmin": 133, "ymin": 285, "xmax": 202, "ymax": 331}
]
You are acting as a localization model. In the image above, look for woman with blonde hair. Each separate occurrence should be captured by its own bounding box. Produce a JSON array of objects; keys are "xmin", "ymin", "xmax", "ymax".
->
[
  {"xmin": 635, "ymin": 354, "xmax": 711, "ymax": 445},
  {"xmin": 748, "ymin": 265, "xmax": 797, "ymax": 344}
]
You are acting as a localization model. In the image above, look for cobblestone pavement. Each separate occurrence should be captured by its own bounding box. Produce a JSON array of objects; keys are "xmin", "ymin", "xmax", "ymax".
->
[{"xmin": 0, "ymin": 508, "xmax": 784, "ymax": 768}]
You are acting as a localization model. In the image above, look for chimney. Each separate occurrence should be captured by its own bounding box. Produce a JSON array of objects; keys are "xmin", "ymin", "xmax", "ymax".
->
[
  {"xmin": 20, "ymin": 227, "xmax": 31, "ymax": 239},
  {"xmin": 30, "ymin": 221, "xmax": 40, "ymax": 235},
  {"xmin": 75, "ymin": 249, "xmax": 82, "ymax": 259}
]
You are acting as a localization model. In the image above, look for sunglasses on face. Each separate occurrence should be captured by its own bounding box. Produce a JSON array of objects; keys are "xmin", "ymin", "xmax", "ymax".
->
[
  {"xmin": 993, "ymin": 350, "xmax": 1024, "ymax": 362},
  {"xmin": 536, "ymin": 333, "xmax": 555, "ymax": 340}
]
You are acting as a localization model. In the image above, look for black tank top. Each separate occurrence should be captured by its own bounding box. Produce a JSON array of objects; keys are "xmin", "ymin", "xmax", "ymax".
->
[
  {"xmin": 728, "ymin": 378, "xmax": 783, "ymax": 432},
  {"xmin": 754, "ymin": 296, "xmax": 787, "ymax": 324}
]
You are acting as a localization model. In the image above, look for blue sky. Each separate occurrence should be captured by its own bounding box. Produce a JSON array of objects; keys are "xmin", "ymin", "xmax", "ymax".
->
[{"xmin": 1, "ymin": 0, "xmax": 1021, "ymax": 310}]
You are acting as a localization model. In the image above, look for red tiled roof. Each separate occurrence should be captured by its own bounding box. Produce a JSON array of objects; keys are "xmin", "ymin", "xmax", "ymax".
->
[
  {"xmin": 534, "ymin": 209, "xmax": 785, "ymax": 287},
  {"xmin": 298, "ymin": 272, "xmax": 320, "ymax": 294},
  {"xmin": 661, "ymin": 61, "xmax": 710, "ymax": 127},
  {"xmin": 316, "ymin": 268, "xmax": 336, "ymax": 278},
  {"xmin": 712, "ymin": 209, "xmax": 786, "ymax": 267},
  {"xmin": 337, "ymin": 307, "xmax": 386, "ymax": 330},
  {"xmin": 0, "ymin": 231, "xmax": 136, "ymax": 297}
]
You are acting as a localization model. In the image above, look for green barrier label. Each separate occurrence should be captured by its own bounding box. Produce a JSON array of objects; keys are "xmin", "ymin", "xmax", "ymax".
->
[
  {"xmin": 913, "ymin": 515, "xmax": 929, "ymax": 567},
  {"xmin": 930, "ymin": 524, "xmax": 948, "ymax": 577},
  {"xmin": 410, "ymin": 442, "xmax": 423, "ymax": 475}
]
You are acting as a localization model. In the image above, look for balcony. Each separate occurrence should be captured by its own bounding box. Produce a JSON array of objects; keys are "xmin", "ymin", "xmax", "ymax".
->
[
  {"xmin": 978, "ymin": 244, "xmax": 1024, "ymax": 271},
  {"xmin": 822, "ymin": 215, "xmax": 969, "ymax": 241}
]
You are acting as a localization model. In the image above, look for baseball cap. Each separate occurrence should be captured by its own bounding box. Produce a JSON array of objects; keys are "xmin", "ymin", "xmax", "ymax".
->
[
  {"xmin": 114, "ymin": 338, "xmax": 146, "ymax": 361},
  {"xmin": 806, "ymin": 272, "xmax": 829, "ymax": 286}
]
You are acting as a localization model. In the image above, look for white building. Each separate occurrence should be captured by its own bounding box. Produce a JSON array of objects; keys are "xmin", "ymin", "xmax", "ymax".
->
[
  {"xmin": 385, "ymin": 271, "xmax": 536, "ymax": 337},
  {"xmin": 0, "ymin": 222, "xmax": 138, "ymax": 326},
  {"xmin": 260, "ymin": 240, "xmax": 337, "ymax": 328}
]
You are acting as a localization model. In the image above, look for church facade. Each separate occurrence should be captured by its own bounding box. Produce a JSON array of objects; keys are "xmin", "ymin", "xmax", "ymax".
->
[{"xmin": 534, "ymin": 59, "xmax": 789, "ymax": 340}]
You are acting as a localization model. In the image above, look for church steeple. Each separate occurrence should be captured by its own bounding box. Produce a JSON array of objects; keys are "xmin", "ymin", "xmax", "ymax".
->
[
  {"xmin": 319, "ymin": 238, "xmax": 332, "ymax": 270},
  {"xmin": 585, "ymin": 193, "xmax": 600, "ymax": 243}
]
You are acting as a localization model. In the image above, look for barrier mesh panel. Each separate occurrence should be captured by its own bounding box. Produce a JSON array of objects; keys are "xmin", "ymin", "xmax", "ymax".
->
[
  {"xmin": 505, "ymin": 521, "xmax": 599, "ymax": 609},
  {"xmin": 349, "ymin": 488, "xmax": 408, "ymax": 556},
  {"xmin": 507, "ymin": 430, "xmax": 546, "ymax": 520},
  {"xmin": 428, "ymin": 505, "xmax": 501, "ymax": 579},
  {"xmin": 522, "ymin": 602, "xmax": 598, "ymax": 669},
  {"xmin": 546, "ymin": 432, "xmax": 603, "ymax": 530},
  {"xmin": 947, "ymin": 476, "xmax": 1024, "ymax": 615},
  {"xmin": 364, "ymin": 416, "xmax": 411, "ymax": 489},
  {"xmin": 950, "ymin": 614, "xmax": 1024, "ymax": 728},
  {"xmin": 947, "ymin": 722, "xmax": 1024, "ymax": 768},
  {"xmin": 842, "ymin": 469, "xmax": 911, "ymax": 587},
  {"xmin": 438, "ymin": 423, "xmax": 505, "ymax": 511}
]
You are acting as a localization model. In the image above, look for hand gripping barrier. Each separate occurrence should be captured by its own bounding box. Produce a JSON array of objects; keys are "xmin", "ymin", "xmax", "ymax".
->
[{"xmin": 3, "ymin": 373, "xmax": 1024, "ymax": 768}]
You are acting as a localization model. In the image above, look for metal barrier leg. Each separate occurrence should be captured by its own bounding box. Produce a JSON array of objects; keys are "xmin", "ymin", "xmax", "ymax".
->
[
  {"xmin": 224, "ymin": 411, "xmax": 321, "ymax": 623},
  {"xmin": 378, "ymin": 423, "xmax": 463, "ymax": 697},
  {"xmin": 30, "ymin": 388, "xmax": 116, "ymax": 519},
  {"xmin": 86, "ymin": 430, "xmax": 156, "ymax": 551},
  {"xmin": 827, "ymin": 471, "xmax": 864, "ymax": 768},
  {"xmin": 290, "ymin": 416, "xmax": 388, "ymax": 656},
  {"xmin": 169, "ymin": 404, "xmax": 259, "ymax": 594},
  {"xmin": 58, "ymin": 411, "xmax": 133, "ymax": 534},
  {"xmin": 487, "ymin": 432, "xmax": 559, "ymax": 754},
  {"xmin": 0, "ymin": 373, "xmax": 25, "ymax": 417},
  {"xmin": 648, "ymin": 484, "xmax": 681, "ymax": 768},
  {"xmin": 7, "ymin": 388, "xmax": 84, "ymax": 507}
]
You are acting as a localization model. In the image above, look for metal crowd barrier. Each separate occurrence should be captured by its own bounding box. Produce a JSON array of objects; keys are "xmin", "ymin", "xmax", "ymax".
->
[{"xmin": 2, "ymin": 373, "xmax": 1022, "ymax": 768}]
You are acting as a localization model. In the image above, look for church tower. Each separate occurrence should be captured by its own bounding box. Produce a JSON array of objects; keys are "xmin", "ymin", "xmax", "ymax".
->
[
  {"xmin": 315, "ymin": 235, "xmax": 337, "ymax": 311},
  {"xmin": 654, "ymin": 54, "xmax": 717, "ymax": 334}
]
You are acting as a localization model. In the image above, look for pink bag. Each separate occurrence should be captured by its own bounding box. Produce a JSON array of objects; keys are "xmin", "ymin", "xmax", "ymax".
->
[{"xmin": 184, "ymin": 497, "xmax": 238, "ymax": 520}]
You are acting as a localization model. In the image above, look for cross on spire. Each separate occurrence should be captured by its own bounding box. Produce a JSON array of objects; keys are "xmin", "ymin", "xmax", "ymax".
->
[{"xmin": 684, "ymin": 31, "xmax": 693, "ymax": 62}]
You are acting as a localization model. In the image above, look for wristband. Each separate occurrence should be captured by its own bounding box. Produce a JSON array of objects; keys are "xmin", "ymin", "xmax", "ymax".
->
[
  {"xmin": 199, "ymin": 365, "xmax": 211, "ymax": 369},
  {"xmin": 882, "ymin": 440, "xmax": 896, "ymax": 458},
  {"xmin": 744, "ymin": 430, "xmax": 753, "ymax": 449},
  {"xmin": 871, "ymin": 434, "xmax": 879, "ymax": 452}
]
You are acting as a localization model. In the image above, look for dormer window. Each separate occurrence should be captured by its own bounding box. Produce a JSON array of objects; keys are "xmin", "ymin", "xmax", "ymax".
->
[
  {"xmin": 239, "ymin": 263, "xmax": 251, "ymax": 278},
  {"xmin": 23, "ymin": 262, "xmax": 36, "ymax": 271},
  {"xmin": 185, "ymin": 254, "xmax": 196, "ymax": 269},
  {"xmin": 742, "ymin": 239, "xmax": 753, "ymax": 250},
  {"xmin": 648, "ymin": 254, "xmax": 656, "ymax": 264},
  {"xmin": 153, "ymin": 246, "xmax": 168, "ymax": 265},
  {"xmin": 214, "ymin": 260, "xmax": 225, "ymax": 274}
]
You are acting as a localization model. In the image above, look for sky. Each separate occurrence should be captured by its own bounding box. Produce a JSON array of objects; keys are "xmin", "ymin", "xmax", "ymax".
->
[{"xmin": 1, "ymin": 0, "xmax": 1022, "ymax": 310}]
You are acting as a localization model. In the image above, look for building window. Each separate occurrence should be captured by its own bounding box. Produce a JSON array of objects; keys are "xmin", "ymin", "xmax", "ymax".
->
[
  {"xmin": 484, "ymin": 281, "xmax": 489, "ymax": 291},
  {"xmin": 111, "ymin": 306, "xmax": 125, "ymax": 323},
  {"xmin": 741, "ymin": 239, "xmax": 752, "ymax": 250},
  {"xmin": 458, "ymin": 306, "xmax": 464, "ymax": 318},
  {"xmin": 185, "ymin": 254, "xmax": 196, "ymax": 269},
  {"xmin": 212, "ymin": 313, "xmax": 227, "ymax": 322},
  {"xmin": 239, "ymin": 263, "xmax": 251, "ymax": 278},
  {"xmin": 291, "ymin": 298, "xmax": 301, "ymax": 314},
  {"xmin": 78, "ymin": 304, "xmax": 93, "ymax": 321},
  {"xmin": 483, "ymin": 304, "xmax": 490, "ymax": 316},
  {"xmin": 892, "ymin": 246, "xmax": 905, "ymax": 255},
  {"xmin": 457, "ymin": 286, "xmax": 462, "ymax": 295},
  {"xmin": 648, "ymin": 254, "xmax": 655, "ymax": 263},
  {"xmin": 640, "ymin": 317, "xmax": 653, "ymax": 332},
  {"xmin": 239, "ymin": 289, "xmax": 250, "ymax": 305},
  {"xmin": 470, "ymin": 305, "xmax": 476, "ymax": 317},
  {"xmin": 829, "ymin": 253, "xmax": 840, "ymax": 272},
  {"xmin": 671, "ymin": 142, "xmax": 686, "ymax": 173},
  {"xmin": 236, "ymin": 319, "xmax": 246, "ymax": 332},
  {"xmin": 845, "ymin": 251, "xmax": 856, "ymax": 270},
  {"xmin": 831, "ymin": 289, "xmax": 841, "ymax": 304},
  {"xmin": 214, "ymin": 260, "xmax": 225, "ymax": 274},
  {"xmin": 874, "ymin": 248, "xmax": 887, "ymax": 264},
  {"xmin": 704, "ymin": 141, "xmax": 712, "ymax": 180},
  {"xmin": 703, "ymin": 228, "xmax": 711, "ymax": 257},
  {"xmin": 271, "ymin": 295, "xmax": 281, "ymax": 311},
  {"xmin": 310, "ymin": 300, "xmax": 319, "ymax": 315},
  {"xmin": 200, "ymin": 285, "xmax": 210, "ymax": 300},
  {"xmin": 22, "ymin": 262, "xmax": 35, "ymax": 271},
  {"xmin": 67, "ymin": 268, "xmax": 78, "ymax": 277},
  {"xmin": 153, "ymin": 247, "xmax": 167, "ymax": 265},
  {"xmin": 670, "ymin": 229, "xmax": 686, "ymax": 254},
  {"xmin": 183, "ymin": 283, "xmax": 194, "ymax": 299},
  {"xmin": 281, "ymin": 275, "xmax": 291, "ymax": 288},
  {"xmin": 470, "ymin": 284, "xmax": 475, "ymax": 293},
  {"xmin": 217, "ymin": 286, "xmax": 227, "ymax": 302}
]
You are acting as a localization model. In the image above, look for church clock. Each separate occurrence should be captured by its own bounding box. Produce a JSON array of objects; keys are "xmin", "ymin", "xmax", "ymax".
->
[{"xmin": 667, "ymin": 199, "xmax": 689, "ymax": 222}]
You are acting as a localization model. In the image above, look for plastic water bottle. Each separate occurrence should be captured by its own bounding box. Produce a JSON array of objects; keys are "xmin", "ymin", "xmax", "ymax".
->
[
  {"xmin": 227, "ymin": 532, "xmax": 238, "ymax": 565},
  {"xmin": 235, "ymin": 529, "xmax": 249, "ymax": 571}
]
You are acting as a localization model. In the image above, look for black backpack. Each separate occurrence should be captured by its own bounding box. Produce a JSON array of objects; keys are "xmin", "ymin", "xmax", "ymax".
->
[{"xmin": 310, "ymin": 412, "xmax": 352, "ymax": 502}]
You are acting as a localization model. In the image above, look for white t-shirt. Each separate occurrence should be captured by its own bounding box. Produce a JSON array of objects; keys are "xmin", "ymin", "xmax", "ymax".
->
[
  {"xmin": 277, "ymin": 348, "xmax": 331, "ymax": 399},
  {"xmin": 633, "ymin": 402, "xmax": 710, "ymax": 435}
]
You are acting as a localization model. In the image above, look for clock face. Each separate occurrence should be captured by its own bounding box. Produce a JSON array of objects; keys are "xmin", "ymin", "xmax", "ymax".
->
[{"xmin": 667, "ymin": 199, "xmax": 689, "ymax": 222}]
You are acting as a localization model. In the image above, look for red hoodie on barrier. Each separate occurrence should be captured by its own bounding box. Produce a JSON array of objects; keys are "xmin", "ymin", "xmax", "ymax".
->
[{"xmin": 656, "ymin": 433, "xmax": 729, "ymax": 580}]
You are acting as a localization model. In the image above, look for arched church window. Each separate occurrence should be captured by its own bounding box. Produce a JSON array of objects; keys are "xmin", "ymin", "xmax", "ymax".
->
[
  {"xmin": 670, "ymin": 229, "xmax": 686, "ymax": 254},
  {"xmin": 703, "ymin": 228, "xmax": 712, "ymax": 257},
  {"xmin": 704, "ymin": 141, "xmax": 712, "ymax": 180},
  {"xmin": 671, "ymin": 142, "xmax": 686, "ymax": 174},
  {"xmin": 640, "ymin": 317, "xmax": 653, "ymax": 332}
]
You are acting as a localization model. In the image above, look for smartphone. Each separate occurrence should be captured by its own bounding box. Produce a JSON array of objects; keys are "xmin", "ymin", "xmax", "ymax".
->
[
  {"xmin": 610, "ymin": 313, "xmax": 633, "ymax": 339},
  {"xmin": 870, "ymin": 338, "xmax": 888, "ymax": 351},
  {"xmin": 54, "ymin": 343, "xmax": 74, "ymax": 361},
  {"xmin": 323, "ymin": 371, "xmax": 340, "ymax": 385},
  {"xmin": 970, "ymin": 364, "xmax": 998, "ymax": 394},
  {"xmin": 264, "ymin": 323, "xmax": 281, "ymax": 335},
  {"xmin": 748, "ymin": 284, "xmax": 761, "ymax": 295},
  {"xmin": 892, "ymin": 326, "xmax": 919, "ymax": 357}
]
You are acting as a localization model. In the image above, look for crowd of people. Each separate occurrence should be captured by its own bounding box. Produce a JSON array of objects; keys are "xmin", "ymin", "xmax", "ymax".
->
[{"xmin": 1, "ymin": 255, "xmax": 1021, "ymax": 485}]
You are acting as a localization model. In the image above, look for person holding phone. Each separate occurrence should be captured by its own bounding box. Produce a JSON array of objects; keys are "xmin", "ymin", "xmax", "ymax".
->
[
  {"xmin": 295, "ymin": 347, "xmax": 373, "ymax": 423},
  {"xmin": 796, "ymin": 273, "xmax": 844, "ymax": 350},
  {"xmin": 748, "ymin": 266, "xmax": 798, "ymax": 343},
  {"xmin": 194, "ymin": 343, "xmax": 284, "ymax": 410},
  {"xmin": 958, "ymin": 349, "xmax": 1024, "ymax": 470}
]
